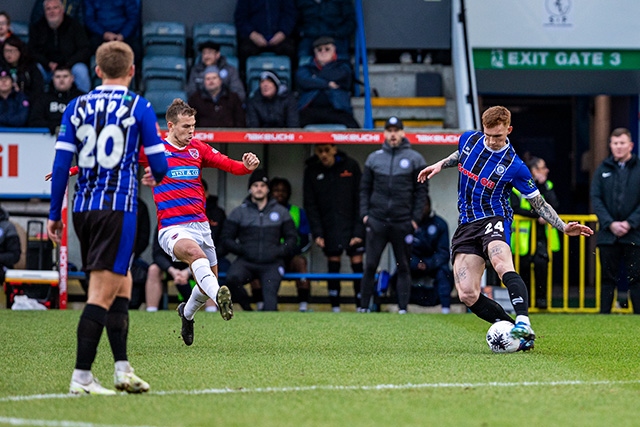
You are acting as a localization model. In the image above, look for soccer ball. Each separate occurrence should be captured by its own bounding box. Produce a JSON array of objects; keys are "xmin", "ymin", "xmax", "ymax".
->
[{"xmin": 486, "ymin": 321, "xmax": 520, "ymax": 353}]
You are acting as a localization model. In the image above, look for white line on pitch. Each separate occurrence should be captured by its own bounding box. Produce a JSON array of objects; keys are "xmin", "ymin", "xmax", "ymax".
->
[
  {"xmin": 1, "ymin": 379, "xmax": 639, "ymax": 404},
  {"xmin": 0, "ymin": 417, "xmax": 157, "ymax": 427}
]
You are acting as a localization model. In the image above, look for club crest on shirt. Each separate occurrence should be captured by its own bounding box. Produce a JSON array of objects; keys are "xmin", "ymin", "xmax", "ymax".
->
[
  {"xmin": 269, "ymin": 212, "xmax": 280, "ymax": 222},
  {"xmin": 495, "ymin": 165, "xmax": 506, "ymax": 175},
  {"xmin": 189, "ymin": 148, "xmax": 199, "ymax": 159},
  {"xmin": 399, "ymin": 159, "xmax": 410, "ymax": 169}
]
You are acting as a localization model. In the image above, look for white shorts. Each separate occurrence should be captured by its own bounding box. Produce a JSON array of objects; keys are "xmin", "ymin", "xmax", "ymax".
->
[{"xmin": 158, "ymin": 221, "xmax": 218, "ymax": 267}]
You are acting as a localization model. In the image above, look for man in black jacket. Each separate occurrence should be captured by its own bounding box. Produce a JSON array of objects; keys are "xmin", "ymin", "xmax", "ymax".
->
[
  {"xmin": 591, "ymin": 127, "xmax": 640, "ymax": 314},
  {"xmin": 246, "ymin": 71, "xmax": 299, "ymax": 128},
  {"xmin": 303, "ymin": 143, "xmax": 363, "ymax": 311},
  {"xmin": 28, "ymin": 66, "xmax": 85, "ymax": 134},
  {"xmin": 220, "ymin": 169, "xmax": 298, "ymax": 311},
  {"xmin": 359, "ymin": 117, "xmax": 427, "ymax": 313}
]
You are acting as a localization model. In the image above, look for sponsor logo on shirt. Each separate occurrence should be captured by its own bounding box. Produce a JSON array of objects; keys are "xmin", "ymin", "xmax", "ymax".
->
[{"xmin": 168, "ymin": 166, "xmax": 200, "ymax": 179}]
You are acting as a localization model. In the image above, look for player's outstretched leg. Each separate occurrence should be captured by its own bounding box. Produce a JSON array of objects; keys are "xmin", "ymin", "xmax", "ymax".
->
[
  {"xmin": 177, "ymin": 302, "xmax": 195, "ymax": 346},
  {"xmin": 217, "ymin": 285, "xmax": 234, "ymax": 321}
]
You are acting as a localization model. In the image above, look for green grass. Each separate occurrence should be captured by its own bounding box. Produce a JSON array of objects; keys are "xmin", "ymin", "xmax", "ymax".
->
[{"xmin": 1, "ymin": 311, "xmax": 639, "ymax": 427}]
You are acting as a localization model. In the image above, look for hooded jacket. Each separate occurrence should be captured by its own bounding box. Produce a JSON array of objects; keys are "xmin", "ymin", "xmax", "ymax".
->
[
  {"xmin": 360, "ymin": 138, "xmax": 428, "ymax": 223},
  {"xmin": 591, "ymin": 154, "xmax": 640, "ymax": 246},
  {"xmin": 303, "ymin": 150, "xmax": 363, "ymax": 248},
  {"xmin": 28, "ymin": 83, "xmax": 85, "ymax": 133},
  {"xmin": 187, "ymin": 86, "xmax": 246, "ymax": 128},
  {"xmin": 246, "ymin": 74, "xmax": 299, "ymax": 128},
  {"xmin": 221, "ymin": 196, "xmax": 298, "ymax": 264},
  {"xmin": 296, "ymin": 58, "xmax": 353, "ymax": 113}
]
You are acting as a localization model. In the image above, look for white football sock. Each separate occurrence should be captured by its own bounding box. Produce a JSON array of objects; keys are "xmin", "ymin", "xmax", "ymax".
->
[
  {"xmin": 72, "ymin": 369, "xmax": 93, "ymax": 384},
  {"xmin": 191, "ymin": 258, "xmax": 220, "ymax": 298},
  {"xmin": 515, "ymin": 315, "xmax": 531, "ymax": 325},
  {"xmin": 184, "ymin": 285, "xmax": 208, "ymax": 320}
]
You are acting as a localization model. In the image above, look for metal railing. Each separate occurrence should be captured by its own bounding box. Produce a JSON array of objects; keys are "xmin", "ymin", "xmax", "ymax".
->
[{"xmin": 512, "ymin": 214, "xmax": 632, "ymax": 314}]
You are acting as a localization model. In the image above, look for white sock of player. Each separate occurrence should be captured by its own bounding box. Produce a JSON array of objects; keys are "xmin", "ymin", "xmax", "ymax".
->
[
  {"xmin": 191, "ymin": 258, "xmax": 221, "ymax": 298},
  {"xmin": 184, "ymin": 285, "xmax": 208, "ymax": 320},
  {"xmin": 515, "ymin": 315, "xmax": 531, "ymax": 325}
]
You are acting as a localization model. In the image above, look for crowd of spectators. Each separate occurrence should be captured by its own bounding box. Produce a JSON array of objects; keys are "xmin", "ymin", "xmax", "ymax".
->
[{"xmin": 1, "ymin": 0, "xmax": 363, "ymax": 130}]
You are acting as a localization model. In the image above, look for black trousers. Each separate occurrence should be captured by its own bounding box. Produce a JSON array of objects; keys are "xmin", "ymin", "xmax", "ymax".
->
[
  {"xmin": 599, "ymin": 244, "xmax": 640, "ymax": 314},
  {"xmin": 360, "ymin": 217, "xmax": 414, "ymax": 310},
  {"xmin": 225, "ymin": 258, "xmax": 283, "ymax": 311}
]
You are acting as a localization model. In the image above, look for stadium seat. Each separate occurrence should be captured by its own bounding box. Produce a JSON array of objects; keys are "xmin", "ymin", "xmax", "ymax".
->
[
  {"xmin": 303, "ymin": 124, "xmax": 348, "ymax": 130},
  {"xmin": 246, "ymin": 54, "xmax": 291, "ymax": 94},
  {"xmin": 11, "ymin": 21, "xmax": 29, "ymax": 43},
  {"xmin": 192, "ymin": 22, "xmax": 237, "ymax": 58},
  {"xmin": 142, "ymin": 21, "xmax": 186, "ymax": 56},
  {"xmin": 144, "ymin": 89, "xmax": 187, "ymax": 126},
  {"xmin": 142, "ymin": 54, "xmax": 187, "ymax": 91}
]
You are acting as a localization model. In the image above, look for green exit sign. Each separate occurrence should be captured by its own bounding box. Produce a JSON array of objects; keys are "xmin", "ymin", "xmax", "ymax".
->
[{"xmin": 474, "ymin": 49, "xmax": 640, "ymax": 70}]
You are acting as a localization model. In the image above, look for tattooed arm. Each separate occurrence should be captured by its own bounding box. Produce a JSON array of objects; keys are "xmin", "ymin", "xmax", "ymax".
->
[
  {"xmin": 529, "ymin": 194, "xmax": 594, "ymax": 237},
  {"xmin": 417, "ymin": 151, "xmax": 460, "ymax": 183}
]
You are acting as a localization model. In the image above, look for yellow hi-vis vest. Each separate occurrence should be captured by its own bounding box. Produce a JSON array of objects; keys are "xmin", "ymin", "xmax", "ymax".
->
[{"xmin": 510, "ymin": 183, "xmax": 560, "ymax": 256}]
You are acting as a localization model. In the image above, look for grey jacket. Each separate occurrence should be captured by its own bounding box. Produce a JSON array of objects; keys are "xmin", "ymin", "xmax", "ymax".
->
[{"xmin": 360, "ymin": 138, "xmax": 428, "ymax": 223}]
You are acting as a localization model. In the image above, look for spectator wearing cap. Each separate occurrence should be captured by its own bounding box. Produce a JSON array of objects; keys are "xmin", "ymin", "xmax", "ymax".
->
[
  {"xmin": 246, "ymin": 70, "xmax": 299, "ymax": 128},
  {"xmin": 295, "ymin": 0, "xmax": 356, "ymax": 60},
  {"xmin": 2, "ymin": 35, "xmax": 45, "ymax": 100},
  {"xmin": 188, "ymin": 65, "xmax": 246, "ymax": 128},
  {"xmin": 28, "ymin": 0, "xmax": 92, "ymax": 92},
  {"xmin": 233, "ymin": 0, "xmax": 297, "ymax": 80},
  {"xmin": 358, "ymin": 116, "xmax": 428, "ymax": 313},
  {"xmin": 296, "ymin": 36, "xmax": 359, "ymax": 128},
  {"xmin": 187, "ymin": 41, "xmax": 245, "ymax": 101},
  {"xmin": 220, "ymin": 169, "xmax": 298, "ymax": 311},
  {"xmin": 0, "ymin": 66, "xmax": 30, "ymax": 127},
  {"xmin": 28, "ymin": 65, "xmax": 85, "ymax": 134}
]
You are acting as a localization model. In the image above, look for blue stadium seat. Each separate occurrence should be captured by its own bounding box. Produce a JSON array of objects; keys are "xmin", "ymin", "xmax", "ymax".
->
[
  {"xmin": 142, "ymin": 21, "xmax": 186, "ymax": 56},
  {"xmin": 192, "ymin": 22, "xmax": 237, "ymax": 58},
  {"xmin": 11, "ymin": 22, "xmax": 29, "ymax": 43},
  {"xmin": 142, "ymin": 55, "xmax": 187, "ymax": 91},
  {"xmin": 144, "ymin": 89, "xmax": 188, "ymax": 123},
  {"xmin": 246, "ymin": 54, "xmax": 291, "ymax": 94}
]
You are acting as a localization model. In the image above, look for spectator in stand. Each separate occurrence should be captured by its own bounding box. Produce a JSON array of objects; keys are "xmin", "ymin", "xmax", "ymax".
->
[
  {"xmin": 83, "ymin": 0, "xmax": 141, "ymax": 54},
  {"xmin": 359, "ymin": 117, "xmax": 427, "ymax": 313},
  {"xmin": 0, "ymin": 66, "xmax": 30, "ymax": 127},
  {"xmin": 295, "ymin": 0, "xmax": 355, "ymax": 60},
  {"xmin": 269, "ymin": 177, "xmax": 312, "ymax": 312},
  {"xmin": 29, "ymin": 0, "xmax": 91, "ymax": 92},
  {"xmin": 409, "ymin": 196, "xmax": 453, "ymax": 313},
  {"xmin": 2, "ymin": 35, "xmax": 45, "ymax": 100},
  {"xmin": 0, "ymin": 12, "xmax": 14, "ymax": 49},
  {"xmin": 187, "ymin": 41, "xmax": 245, "ymax": 102},
  {"xmin": 145, "ymin": 229, "xmax": 193, "ymax": 312},
  {"xmin": 303, "ymin": 143, "xmax": 364, "ymax": 311},
  {"xmin": 591, "ymin": 127, "xmax": 640, "ymax": 314},
  {"xmin": 246, "ymin": 71, "xmax": 299, "ymax": 128},
  {"xmin": 234, "ymin": 0, "xmax": 297, "ymax": 79},
  {"xmin": 28, "ymin": 65, "xmax": 84, "ymax": 133},
  {"xmin": 296, "ymin": 36, "xmax": 359, "ymax": 128},
  {"xmin": 0, "ymin": 204, "xmax": 21, "ymax": 286},
  {"xmin": 188, "ymin": 66, "xmax": 246, "ymax": 128},
  {"xmin": 30, "ymin": 0, "xmax": 84, "ymax": 25},
  {"xmin": 220, "ymin": 169, "xmax": 298, "ymax": 311},
  {"xmin": 510, "ymin": 156, "xmax": 560, "ymax": 309}
]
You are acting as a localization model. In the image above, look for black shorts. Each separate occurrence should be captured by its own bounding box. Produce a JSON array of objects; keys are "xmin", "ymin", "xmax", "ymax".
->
[
  {"xmin": 323, "ymin": 241, "xmax": 365, "ymax": 258},
  {"xmin": 73, "ymin": 210, "xmax": 137, "ymax": 276},
  {"xmin": 450, "ymin": 216, "xmax": 511, "ymax": 261}
]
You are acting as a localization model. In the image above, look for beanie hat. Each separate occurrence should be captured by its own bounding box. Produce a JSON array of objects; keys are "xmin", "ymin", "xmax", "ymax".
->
[
  {"xmin": 248, "ymin": 169, "xmax": 269, "ymax": 189},
  {"xmin": 203, "ymin": 65, "xmax": 220, "ymax": 76}
]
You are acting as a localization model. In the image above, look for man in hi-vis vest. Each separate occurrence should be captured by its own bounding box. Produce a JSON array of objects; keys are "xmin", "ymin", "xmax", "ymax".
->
[{"xmin": 510, "ymin": 157, "xmax": 560, "ymax": 309}]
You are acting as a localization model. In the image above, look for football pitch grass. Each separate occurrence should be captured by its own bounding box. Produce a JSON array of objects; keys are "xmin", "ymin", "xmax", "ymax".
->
[{"xmin": 1, "ymin": 310, "xmax": 639, "ymax": 427}]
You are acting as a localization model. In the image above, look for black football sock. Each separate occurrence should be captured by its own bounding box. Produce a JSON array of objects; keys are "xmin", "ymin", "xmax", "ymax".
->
[
  {"xmin": 106, "ymin": 297, "xmax": 130, "ymax": 362},
  {"xmin": 502, "ymin": 271, "xmax": 530, "ymax": 317},
  {"xmin": 297, "ymin": 287, "xmax": 310, "ymax": 303},
  {"xmin": 252, "ymin": 287, "xmax": 263, "ymax": 304},
  {"xmin": 351, "ymin": 262, "xmax": 363, "ymax": 307},
  {"xmin": 76, "ymin": 304, "xmax": 107, "ymax": 370},
  {"xmin": 468, "ymin": 293, "xmax": 514, "ymax": 324},
  {"xmin": 327, "ymin": 260, "xmax": 341, "ymax": 307}
]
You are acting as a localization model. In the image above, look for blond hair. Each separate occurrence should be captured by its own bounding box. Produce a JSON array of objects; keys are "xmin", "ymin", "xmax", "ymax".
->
[{"xmin": 95, "ymin": 41, "xmax": 133, "ymax": 79}]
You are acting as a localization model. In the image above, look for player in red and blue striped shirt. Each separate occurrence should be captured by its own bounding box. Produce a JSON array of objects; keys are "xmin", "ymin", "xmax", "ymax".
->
[{"xmin": 140, "ymin": 98, "xmax": 259, "ymax": 346}]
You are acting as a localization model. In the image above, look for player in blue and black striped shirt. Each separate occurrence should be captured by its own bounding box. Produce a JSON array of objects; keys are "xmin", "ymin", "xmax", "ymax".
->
[
  {"xmin": 47, "ymin": 41, "xmax": 168, "ymax": 395},
  {"xmin": 418, "ymin": 106, "xmax": 593, "ymax": 351}
]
